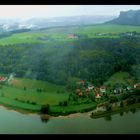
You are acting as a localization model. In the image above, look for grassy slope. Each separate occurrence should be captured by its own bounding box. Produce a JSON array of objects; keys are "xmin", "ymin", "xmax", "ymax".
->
[
  {"xmin": 0, "ymin": 78, "xmax": 97, "ymax": 115},
  {"xmin": 0, "ymin": 78, "xmax": 69, "ymax": 110},
  {"xmin": 104, "ymin": 71, "xmax": 135, "ymax": 87}
]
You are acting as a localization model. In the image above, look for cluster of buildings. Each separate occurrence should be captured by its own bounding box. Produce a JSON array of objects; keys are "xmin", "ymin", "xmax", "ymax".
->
[
  {"xmin": 75, "ymin": 80, "xmax": 107, "ymax": 99},
  {"xmin": 0, "ymin": 73, "xmax": 15, "ymax": 85},
  {"xmin": 95, "ymin": 32, "xmax": 138, "ymax": 37},
  {"xmin": 75, "ymin": 80, "xmax": 140, "ymax": 100}
]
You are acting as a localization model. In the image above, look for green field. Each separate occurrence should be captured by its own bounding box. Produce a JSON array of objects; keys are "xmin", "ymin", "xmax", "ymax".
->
[
  {"xmin": 0, "ymin": 77, "xmax": 98, "ymax": 115},
  {"xmin": 50, "ymin": 103, "xmax": 97, "ymax": 116},
  {"xmin": 0, "ymin": 78, "xmax": 69, "ymax": 109},
  {"xmin": 0, "ymin": 78, "xmax": 98, "ymax": 115},
  {"xmin": 104, "ymin": 71, "xmax": 135, "ymax": 87},
  {"xmin": 0, "ymin": 24, "xmax": 140, "ymax": 45}
]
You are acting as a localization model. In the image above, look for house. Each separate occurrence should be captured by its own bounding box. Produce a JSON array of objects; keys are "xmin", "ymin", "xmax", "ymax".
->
[
  {"xmin": 113, "ymin": 87, "xmax": 123, "ymax": 94},
  {"xmin": 85, "ymin": 88, "xmax": 90, "ymax": 93},
  {"xmin": 0, "ymin": 77, "xmax": 7, "ymax": 82},
  {"xmin": 96, "ymin": 33, "xmax": 106, "ymax": 36},
  {"xmin": 126, "ymin": 32, "xmax": 133, "ymax": 36},
  {"xmin": 88, "ymin": 85, "xmax": 94, "ymax": 90},
  {"xmin": 68, "ymin": 34, "xmax": 78, "ymax": 39},
  {"xmin": 127, "ymin": 86, "xmax": 132, "ymax": 90},
  {"xmin": 78, "ymin": 92, "xmax": 83, "ymax": 97},
  {"xmin": 95, "ymin": 93, "xmax": 101, "ymax": 99},
  {"xmin": 100, "ymin": 86, "xmax": 106, "ymax": 93},
  {"xmin": 95, "ymin": 87, "xmax": 100, "ymax": 92},
  {"xmin": 96, "ymin": 106, "xmax": 106, "ymax": 112},
  {"xmin": 134, "ymin": 83, "xmax": 140, "ymax": 89},
  {"xmin": 76, "ymin": 89, "xmax": 81, "ymax": 93}
]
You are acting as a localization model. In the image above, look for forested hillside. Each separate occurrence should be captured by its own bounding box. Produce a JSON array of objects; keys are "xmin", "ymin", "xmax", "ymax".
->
[{"xmin": 0, "ymin": 24, "xmax": 140, "ymax": 86}]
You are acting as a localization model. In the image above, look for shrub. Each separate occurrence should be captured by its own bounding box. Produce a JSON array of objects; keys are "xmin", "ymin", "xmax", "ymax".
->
[
  {"xmin": 59, "ymin": 101, "xmax": 63, "ymax": 106},
  {"xmin": 133, "ymin": 89, "xmax": 140, "ymax": 96},
  {"xmin": 105, "ymin": 103, "xmax": 112, "ymax": 111},
  {"xmin": 63, "ymin": 101, "xmax": 68, "ymax": 106},
  {"xmin": 126, "ymin": 98, "xmax": 136, "ymax": 105},
  {"xmin": 24, "ymin": 87, "xmax": 26, "ymax": 91},
  {"xmin": 109, "ymin": 96, "xmax": 118, "ymax": 103},
  {"xmin": 32, "ymin": 102, "xmax": 36, "ymax": 105},
  {"xmin": 26, "ymin": 100, "xmax": 30, "ymax": 104},
  {"xmin": 61, "ymin": 90, "xmax": 65, "ymax": 93},
  {"xmin": 57, "ymin": 90, "xmax": 60, "ymax": 94},
  {"xmin": 121, "ymin": 94, "xmax": 130, "ymax": 100},
  {"xmin": 136, "ymin": 97, "xmax": 140, "ymax": 103}
]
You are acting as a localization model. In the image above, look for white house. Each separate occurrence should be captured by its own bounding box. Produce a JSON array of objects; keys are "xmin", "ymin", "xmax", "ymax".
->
[
  {"xmin": 134, "ymin": 83, "xmax": 140, "ymax": 89},
  {"xmin": 100, "ymin": 86, "xmax": 106, "ymax": 93},
  {"xmin": 88, "ymin": 85, "xmax": 94, "ymax": 90}
]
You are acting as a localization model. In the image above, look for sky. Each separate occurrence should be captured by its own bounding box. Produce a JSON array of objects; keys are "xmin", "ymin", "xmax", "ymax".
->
[{"xmin": 0, "ymin": 5, "xmax": 140, "ymax": 19}]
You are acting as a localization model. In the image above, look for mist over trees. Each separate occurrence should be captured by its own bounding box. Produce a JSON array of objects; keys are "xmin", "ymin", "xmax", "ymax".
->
[{"xmin": 0, "ymin": 35, "xmax": 140, "ymax": 85}]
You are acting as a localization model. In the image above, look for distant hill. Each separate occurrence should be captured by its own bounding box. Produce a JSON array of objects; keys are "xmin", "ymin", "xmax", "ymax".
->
[
  {"xmin": 0, "ymin": 15, "xmax": 115, "ymax": 32},
  {"xmin": 105, "ymin": 9, "xmax": 140, "ymax": 26},
  {"xmin": 21, "ymin": 15, "xmax": 115, "ymax": 29}
]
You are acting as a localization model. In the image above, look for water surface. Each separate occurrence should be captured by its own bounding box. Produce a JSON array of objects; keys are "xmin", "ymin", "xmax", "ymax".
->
[{"xmin": 0, "ymin": 106, "xmax": 139, "ymax": 134}]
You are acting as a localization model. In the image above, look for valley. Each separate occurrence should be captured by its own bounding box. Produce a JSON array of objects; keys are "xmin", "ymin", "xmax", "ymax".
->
[{"xmin": 0, "ymin": 23, "xmax": 139, "ymax": 118}]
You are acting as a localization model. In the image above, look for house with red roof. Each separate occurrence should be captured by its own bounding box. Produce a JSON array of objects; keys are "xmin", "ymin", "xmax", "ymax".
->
[
  {"xmin": 68, "ymin": 34, "xmax": 78, "ymax": 39},
  {"xmin": 95, "ymin": 93, "xmax": 101, "ymax": 99},
  {"xmin": 0, "ymin": 77, "xmax": 7, "ymax": 83}
]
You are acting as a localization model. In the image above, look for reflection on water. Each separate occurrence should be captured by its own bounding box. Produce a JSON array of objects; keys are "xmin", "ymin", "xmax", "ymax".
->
[
  {"xmin": 0, "ymin": 106, "xmax": 139, "ymax": 134},
  {"xmin": 104, "ymin": 114, "xmax": 112, "ymax": 121},
  {"xmin": 130, "ymin": 108, "xmax": 136, "ymax": 114},
  {"xmin": 120, "ymin": 111, "xmax": 124, "ymax": 116},
  {"xmin": 40, "ymin": 114, "xmax": 50, "ymax": 123}
]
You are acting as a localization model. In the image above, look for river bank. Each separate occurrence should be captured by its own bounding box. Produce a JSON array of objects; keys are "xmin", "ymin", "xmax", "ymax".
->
[
  {"xmin": 0, "ymin": 98, "xmax": 140, "ymax": 120},
  {"xmin": 90, "ymin": 102, "xmax": 140, "ymax": 119},
  {"xmin": 0, "ymin": 101, "xmax": 95, "ymax": 118}
]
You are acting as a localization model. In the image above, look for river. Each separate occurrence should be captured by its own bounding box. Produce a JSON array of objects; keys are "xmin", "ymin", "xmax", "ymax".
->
[{"xmin": 0, "ymin": 106, "xmax": 139, "ymax": 134}]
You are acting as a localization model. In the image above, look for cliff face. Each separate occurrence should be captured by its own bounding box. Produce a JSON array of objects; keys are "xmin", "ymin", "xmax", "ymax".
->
[{"xmin": 106, "ymin": 10, "xmax": 140, "ymax": 25}]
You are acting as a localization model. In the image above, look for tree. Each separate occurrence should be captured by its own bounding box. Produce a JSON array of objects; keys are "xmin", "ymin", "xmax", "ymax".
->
[
  {"xmin": 105, "ymin": 103, "xmax": 112, "ymax": 112},
  {"xmin": 41, "ymin": 104, "xmax": 50, "ymax": 114},
  {"xmin": 89, "ymin": 93, "xmax": 95, "ymax": 102},
  {"xmin": 126, "ymin": 98, "xmax": 136, "ymax": 106},
  {"xmin": 66, "ymin": 77, "xmax": 79, "ymax": 91},
  {"xmin": 120, "ymin": 101, "xmax": 124, "ymax": 107},
  {"xmin": 109, "ymin": 96, "xmax": 118, "ymax": 103},
  {"xmin": 63, "ymin": 101, "xmax": 68, "ymax": 106}
]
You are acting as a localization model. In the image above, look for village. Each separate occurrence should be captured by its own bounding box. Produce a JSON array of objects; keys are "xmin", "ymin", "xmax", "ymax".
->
[
  {"xmin": 70, "ymin": 79, "xmax": 140, "ymax": 118},
  {"xmin": 74, "ymin": 79, "xmax": 140, "ymax": 99}
]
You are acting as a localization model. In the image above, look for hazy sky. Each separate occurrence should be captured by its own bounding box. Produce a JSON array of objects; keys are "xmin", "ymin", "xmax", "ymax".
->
[{"xmin": 0, "ymin": 5, "xmax": 140, "ymax": 19}]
